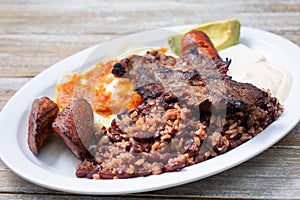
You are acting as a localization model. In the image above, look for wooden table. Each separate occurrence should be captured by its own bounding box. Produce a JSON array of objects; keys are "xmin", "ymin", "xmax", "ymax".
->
[{"xmin": 0, "ymin": 0, "xmax": 299, "ymax": 199}]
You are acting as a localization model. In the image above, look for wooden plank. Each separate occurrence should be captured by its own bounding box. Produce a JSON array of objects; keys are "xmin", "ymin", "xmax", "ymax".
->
[
  {"xmin": 0, "ymin": 29, "xmax": 299, "ymax": 77},
  {"xmin": 275, "ymin": 124, "xmax": 300, "ymax": 147},
  {"xmin": 0, "ymin": 34, "xmax": 112, "ymax": 77},
  {"xmin": 1, "ymin": 148, "xmax": 300, "ymax": 198},
  {"xmin": 0, "ymin": 1, "xmax": 299, "ymax": 77},
  {"xmin": 0, "ymin": 1, "xmax": 299, "ymax": 35},
  {"xmin": 0, "ymin": 78, "xmax": 31, "ymax": 110},
  {"xmin": 1, "ymin": 0, "xmax": 300, "ymax": 14},
  {"xmin": 271, "ymin": 29, "xmax": 300, "ymax": 45},
  {"xmin": 0, "ymin": 13, "xmax": 298, "ymax": 35},
  {"xmin": 5, "ymin": 195, "xmax": 178, "ymax": 200}
]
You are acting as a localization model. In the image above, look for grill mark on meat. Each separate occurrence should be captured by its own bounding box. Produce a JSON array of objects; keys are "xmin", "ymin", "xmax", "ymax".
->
[
  {"xmin": 113, "ymin": 48, "xmax": 268, "ymax": 113},
  {"xmin": 135, "ymin": 82, "xmax": 164, "ymax": 101},
  {"xmin": 224, "ymin": 78, "xmax": 269, "ymax": 110},
  {"xmin": 28, "ymin": 97, "xmax": 59, "ymax": 155}
]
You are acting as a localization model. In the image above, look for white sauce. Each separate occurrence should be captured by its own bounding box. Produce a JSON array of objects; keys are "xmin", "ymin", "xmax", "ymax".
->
[
  {"xmin": 230, "ymin": 62, "xmax": 292, "ymax": 102},
  {"xmin": 219, "ymin": 44, "xmax": 266, "ymax": 74},
  {"xmin": 219, "ymin": 44, "xmax": 292, "ymax": 102}
]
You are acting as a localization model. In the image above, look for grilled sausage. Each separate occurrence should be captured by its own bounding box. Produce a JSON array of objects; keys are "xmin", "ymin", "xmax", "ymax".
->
[
  {"xmin": 28, "ymin": 97, "xmax": 59, "ymax": 155},
  {"xmin": 52, "ymin": 98, "xmax": 94, "ymax": 160},
  {"xmin": 182, "ymin": 30, "xmax": 221, "ymax": 60}
]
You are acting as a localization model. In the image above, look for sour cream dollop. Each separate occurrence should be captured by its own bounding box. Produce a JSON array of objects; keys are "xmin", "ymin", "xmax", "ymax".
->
[{"xmin": 219, "ymin": 44, "xmax": 292, "ymax": 102}]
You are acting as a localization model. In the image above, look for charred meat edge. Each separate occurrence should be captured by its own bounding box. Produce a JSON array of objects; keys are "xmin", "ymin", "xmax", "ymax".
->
[{"xmin": 28, "ymin": 97, "xmax": 59, "ymax": 155}]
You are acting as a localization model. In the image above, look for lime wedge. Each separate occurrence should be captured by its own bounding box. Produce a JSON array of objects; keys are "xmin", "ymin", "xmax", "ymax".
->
[{"xmin": 168, "ymin": 19, "xmax": 241, "ymax": 56}]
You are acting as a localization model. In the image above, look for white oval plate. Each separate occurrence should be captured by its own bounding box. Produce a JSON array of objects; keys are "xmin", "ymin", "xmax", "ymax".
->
[{"xmin": 0, "ymin": 26, "xmax": 300, "ymax": 195}]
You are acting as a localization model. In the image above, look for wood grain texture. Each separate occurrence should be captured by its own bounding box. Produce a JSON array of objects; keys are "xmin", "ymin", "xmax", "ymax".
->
[
  {"xmin": 0, "ymin": 1, "xmax": 300, "ymax": 77},
  {"xmin": 0, "ymin": 0, "xmax": 299, "ymax": 199}
]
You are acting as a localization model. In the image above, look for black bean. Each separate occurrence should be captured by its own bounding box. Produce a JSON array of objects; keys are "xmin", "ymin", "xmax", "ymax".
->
[
  {"xmin": 86, "ymin": 165, "xmax": 101, "ymax": 179},
  {"xmin": 116, "ymin": 171, "xmax": 137, "ymax": 179},
  {"xmin": 138, "ymin": 169, "xmax": 152, "ymax": 177},
  {"xmin": 99, "ymin": 170, "xmax": 115, "ymax": 179},
  {"xmin": 245, "ymin": 114, "xmax": 253, "ymax": 130},
  {"xmin": 163, "ymin": 102, "xmax": 169, "ymax": 110},
  {"xmin": 125, "ymin": 142, "xmax": 132, "ymax": 151},
  {"xmin": 133, "ymin": 131, "xmax": 154, "ymax": 142},
  {"xmin": 272, "ymin": 111, "xmax": 278, "ymax": 120},
  {"xmin": 75, "ymin": 169, "xmax": 88, "ymax": 178},
  {"xmin": 110, "ymin": 119, "xmax": 121, "ymax": 132},
  {"xmin": 164, "ymin": 93, "xmax": 177, "ymax": 103},
  {"xmin": 170, "ymin": 129, "xmax": 177, "ymax": 137},
  {"xmin": 108, "ymin": 134, "xmax": 123, "ymax": 143}
]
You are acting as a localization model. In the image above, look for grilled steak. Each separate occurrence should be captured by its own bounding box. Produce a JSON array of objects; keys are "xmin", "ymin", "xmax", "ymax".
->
[
  {"xmin": 28, "ymin": 97, "xmax": 59, "ymax": 155},
  {"xmin": 52, "ymin": 98, "xmax": 94, "ymax": 160},
  {"xmin": 112, "ymin": 49, "xmax": 266, "ymax": 112},
  {"xmin": 224, "ymin": 78, "xmax": 269, "ymax": 110}
]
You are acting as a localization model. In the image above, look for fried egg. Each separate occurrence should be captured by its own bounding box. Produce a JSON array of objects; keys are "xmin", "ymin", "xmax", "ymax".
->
[{"xmin": 55, "ymin": 60, "xmax": 143, "ymax": 129}]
